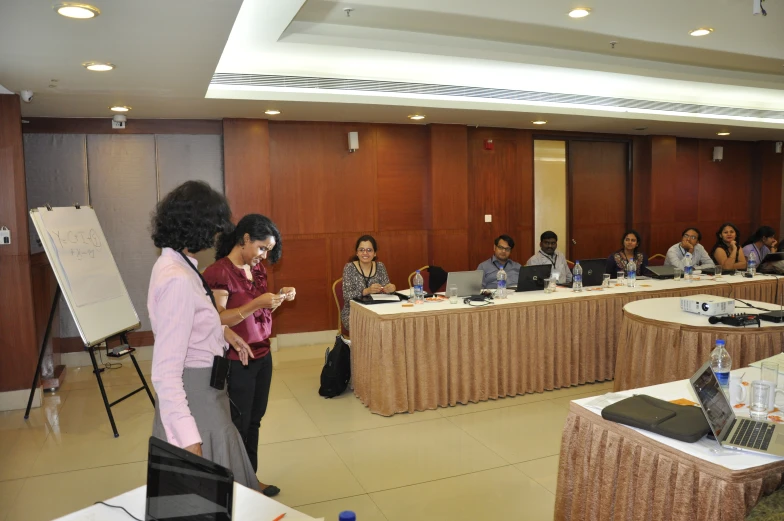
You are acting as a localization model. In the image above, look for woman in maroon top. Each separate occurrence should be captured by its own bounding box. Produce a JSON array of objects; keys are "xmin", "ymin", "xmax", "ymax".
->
[{"xmin": 203, "ymin": 214, "xmax": 295, "ymax": 497}]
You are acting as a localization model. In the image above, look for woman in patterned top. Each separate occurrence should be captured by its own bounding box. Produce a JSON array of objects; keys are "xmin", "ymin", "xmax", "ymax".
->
[
  {"xmin": 341, "ymin": 235, "xmax": 395, "ymax": 332},
  {"xmin": 605, "ymin": 229, "xmax": 648, "ymax": 277}
]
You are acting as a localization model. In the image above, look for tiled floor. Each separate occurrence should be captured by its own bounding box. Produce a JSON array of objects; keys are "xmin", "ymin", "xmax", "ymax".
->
[{"xmin": 0, "ymin": 345, "xmax": 614, "ymax": 521}]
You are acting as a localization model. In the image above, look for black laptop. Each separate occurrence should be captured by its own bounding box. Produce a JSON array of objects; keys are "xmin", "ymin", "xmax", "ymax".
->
[
  {"xmin": 646, "ymin": 266, "xmax": 675, "ymax": 279},
  {"xmin": 516, "ymin": 264, "xmax": 551, "ymax": 292},
  {"xmin": 758, "ymin": 252, "xmax": 784, "ymax": 273},
  {"xmin": 146, "ymin": 437, "xmax": 234, "ymax": 520},
  {"xmin": 559, "ymin": 258, "xmax": 606, "ymax": 287}
]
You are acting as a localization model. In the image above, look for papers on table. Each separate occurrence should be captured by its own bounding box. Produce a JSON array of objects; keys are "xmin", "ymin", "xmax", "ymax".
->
[{"xmin": 369, "ymin": 294, "xmax": 400, "ymax": 302}]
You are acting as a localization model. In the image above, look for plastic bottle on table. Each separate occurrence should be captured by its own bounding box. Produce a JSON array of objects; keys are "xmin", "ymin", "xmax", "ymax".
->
[
  {"xmin": 626, "ymin": 258, "xmax": 636, "ymax": 288},
  {"xmin": 710, "ymin": 339, "xmax": 731, "ymax": 391},
  {"xmin": 573, "ymin": 261, "xmax": 583, "ymax": 292},
  {"xmin": 496, "ymin": 267, "xmax": 507, "ymax": 299},
  {"xmin": 748, "ymin": 251, "xmax": 757, "ymax": 277},
  {"xmin": 683, "ymin": 252, "xmax": 693, "ymax": 282},
  {"xmin": 413, "ymin": 270, "xmax": 424, "ymax": 304}
]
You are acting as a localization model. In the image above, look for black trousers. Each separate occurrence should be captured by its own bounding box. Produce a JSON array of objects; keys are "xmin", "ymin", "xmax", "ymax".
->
[{"xmin": 227, "ymin": 352, "xmax": 273, "ymax": 473}]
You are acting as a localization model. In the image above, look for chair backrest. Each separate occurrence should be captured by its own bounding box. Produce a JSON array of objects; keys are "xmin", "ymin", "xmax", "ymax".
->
[
  {"xmin": 407, "ymin": 265, "xmax": 430, "ymax": 290},
  {"xmin": 648, "ymin": 253, "xmax": 666, "ymax": 267},
  {"xmin": 566, "ymin": 260, "xmax": 575, "ymax": 270},
  {"xmin": 332, "ymin": 277, "xmax": 349, "ymax": 339}
]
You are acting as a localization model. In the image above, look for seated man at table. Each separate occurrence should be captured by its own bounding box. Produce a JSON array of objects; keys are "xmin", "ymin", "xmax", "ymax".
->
[
  {"xmin": 477, "ymin": 234, "xmax": 522, "ymax": 289},
  {"xmin": 526, "ymin": 231, "xmax": 572, "ymax": 284},
  {"xmin": 664, "ymin": 227, "xmax": 715, "ymax": 269}
]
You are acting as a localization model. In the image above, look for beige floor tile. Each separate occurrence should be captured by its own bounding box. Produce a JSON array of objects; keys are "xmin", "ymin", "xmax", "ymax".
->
[
  {"xmin": 256, "ymin": 437, "xmax": 365, "ymax": 507},
  {"xmin": 54, "ymin": 383, "xmax": 156, "ymax": 436},
  {"xmin": 370, "ymin": 465, "xmax": 555, "ymax": 521},
  {"xmin": 447, "ymin": 400, "xmax": 568, "ymax": 463},
  {"xmin": 0, "ymin": 390, "xmax": 68, "ymax": 432},
  {"xmin": 437, "ymin": 390, "xmax": 554, "ymax": 418},
  {"xmin": 326, "ymin": 418, "xmax": 507, "ymax": 492},
  {"xmin": 0, "ymin": 427, "xmax": 50, "ymax": 481},
  {"xmin": 6, "ymin": 461, "xmax": 147, "ymax": 521},
  {"xmin": 285, "ymin": 374, "xmax": 441, "ymax": 435},
  {"xmin": 296, "ymin": 494, "xmax": 388, "ymax": 521},
  {"xmin": 549, "ymin": 388, "xmax": 613, "ymax": 411},
  {"xmin": 259, "ymin": 398, "xmax": 322, "ymax": 444},
  {"xmin": 0, "ymin": 479, "xmax": 24, "ymax": 521},
  {"xmin": 273, "ymin": 364, "xmax": 324, "ymax": 387},
  {"xmin": 59, "ymin": 360, "xmax": 153, "ymax": 392},
  {"xmin": 268, "ymin": 376, "xmax": 295, "ymax": 401},
  {"xmin": 515, "ymin": 454, "xmax": 560, "ymax": 495}
]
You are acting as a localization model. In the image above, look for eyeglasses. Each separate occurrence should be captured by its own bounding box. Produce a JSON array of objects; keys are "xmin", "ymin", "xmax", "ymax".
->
[
  {"xmin": 495, "ymin": 246, "xmax": 512, "ymax": 252},
  {"xmin": 683, "ymin": 234, "xmax": 698, "ymax": 240},
  {"xmin": 357, "ymin": 248, "xmax": 374, "ymax": 254}
]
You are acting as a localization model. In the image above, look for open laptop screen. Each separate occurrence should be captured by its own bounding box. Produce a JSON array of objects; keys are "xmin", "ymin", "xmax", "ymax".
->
[
  {"xmin": 146, "ymin": 437, "xmax": 234, "ymax": 521},
  {"xmin": 689, "ymin": 362, "xmax": 735, "ymax": 441}
]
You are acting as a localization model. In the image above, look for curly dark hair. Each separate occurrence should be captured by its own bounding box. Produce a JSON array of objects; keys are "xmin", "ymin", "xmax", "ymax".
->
[
  {"xmin": 151, "ymin": 181, "xmax": 232, "ymax": 254},
  {"xmin": 215, "ymin": 214, "xmax": 282, "ymax": 264}
]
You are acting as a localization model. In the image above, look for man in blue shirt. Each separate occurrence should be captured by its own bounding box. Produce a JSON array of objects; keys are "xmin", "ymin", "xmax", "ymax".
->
[{"xmin": 477, "ymin": 235, "xmax": 522, "ymax": 289}]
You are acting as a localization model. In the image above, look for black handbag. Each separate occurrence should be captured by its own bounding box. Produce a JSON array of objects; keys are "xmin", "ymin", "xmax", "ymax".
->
[{"xmin": 601, "ymin": 395, "xmax": 710, "ymax": 443}]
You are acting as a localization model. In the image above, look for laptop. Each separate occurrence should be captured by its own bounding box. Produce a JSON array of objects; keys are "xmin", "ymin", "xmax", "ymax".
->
[
  {"xmin": 516, "ymin": 264, "xmax": 551, "ymax": 292},
  {"xmin": 758, "ymin": 252, "xmax": 784, "ymax": 272},
  {"xmin": 647, "ymin": 266, "xmax": 675, "ymax": 279},
  {"xmin": 689, "ymin": 362, "xmax": 784, "ymax": 457},
  {"xmin": 445, "ymin": 270, "xmax": 483, "ymax": 297},
  {"xmin": 146, "ymin": 437, "xmax": 235, "ymax": 520},
  {"xmin": 576, "ymin": 259, "xmax": 606, "ymax": 287}
]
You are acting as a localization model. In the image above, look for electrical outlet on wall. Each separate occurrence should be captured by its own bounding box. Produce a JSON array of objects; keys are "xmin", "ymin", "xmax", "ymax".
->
[
  {"xmin": 484, "ymin": 215, "xmax": 492, "ymax": 223},
  {"xmin": 0, "ymin": 226, "xmax": 10, "ymax": 245}
]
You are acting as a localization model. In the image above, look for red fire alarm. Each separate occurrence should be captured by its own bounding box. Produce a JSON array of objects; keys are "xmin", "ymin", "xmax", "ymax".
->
[{"xmin": 483, "ymin": 139, "xmax": 494, "ymax": 151}]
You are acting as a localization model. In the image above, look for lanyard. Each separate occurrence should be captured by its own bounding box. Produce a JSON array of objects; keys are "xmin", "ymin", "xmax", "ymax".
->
[
  {"xmin": 356, "ymin": 261, "xmax": 376, "ymax": 288},
  {"xmin": 539, "ymin": 251, "xmax": 557, "ymax": 267},
  {"xmin": 493, "ymin": 258, "xmax": 509, "ymax": 271},
  {"xmin": 178, "ymin": 251, "xmax": 217, "ymax": 310},
  {"xmin": 753, "ymin": 245, "xmax": 762, "ymax": 261}
]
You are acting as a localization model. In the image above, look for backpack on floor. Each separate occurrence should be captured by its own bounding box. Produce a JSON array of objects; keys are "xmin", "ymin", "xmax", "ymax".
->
[{"xmin": 318, "ymin": 335, "xmax": 351, "ymax": 398}]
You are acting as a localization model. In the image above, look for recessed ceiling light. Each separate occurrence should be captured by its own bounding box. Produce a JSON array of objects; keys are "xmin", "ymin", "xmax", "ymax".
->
[
  {"xmin": 532, "ymin": 120, "xmax": 548, "ymax": 125},
  {"xmin": 264, "ymin": 110, "xmax": 281, "ymax": 115},
  {"xmin": 83, "ymin": 62, "xmax": 115, "ymax": 72},
  {"xmin": 717, "ymin": 131, "xmax": 730, "ymax": 136},
  {"xmin": 408, "ymin": 114, "xmax": 426, "ymax": 120},
  {"xmin": 568, "ymin": 8, "xmax": 591, "ymax": 18},
  {"xmin": 110, "ymin": 106, "xmax": 131, "ymax": 112},
  {"xmin": 54, "ymin": 2, "xmax": 100, "ymax": 19},
  {"xmin": 689, "ymin": 28, "xmax": 713, "ymax": 37}
]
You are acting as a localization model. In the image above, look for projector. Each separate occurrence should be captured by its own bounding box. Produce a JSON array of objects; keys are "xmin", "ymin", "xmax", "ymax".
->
[{"xmin": 680, "ymin": 295, "xmax": 735, "ymax": 316}]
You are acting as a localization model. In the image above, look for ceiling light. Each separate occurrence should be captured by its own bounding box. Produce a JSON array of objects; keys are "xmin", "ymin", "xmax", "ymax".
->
[
  {"xmin": 83, "ymin": 62, "xmax": 115, "ymax": 72},
  {"xmin": 110, "ymin": 106, "xmax": 131, "ymax": 112},
  {"xmin": 568, "ymin": 8, "xmax": 591, "ymax": 18},
  {"xmin": 689, "ymin": 28, "xmax": 713, "ymax": 37},
  {"xmin": 532, "ymin": 120, "xmax": 548, "ymax": 125},
  {"xmin": 264, "ymin": 110, "xmax": 281, "ymax": 115},
  {"xmin": 717, "ymin": 131, "xmax": 730, "ymax": 136},
  {"xmin": 54, "ymin": 2, "xmax": 100, "ymax": 18},
  {"xmin": 408, "ymin": 114, "xmax": 425, "ymax": 120}
]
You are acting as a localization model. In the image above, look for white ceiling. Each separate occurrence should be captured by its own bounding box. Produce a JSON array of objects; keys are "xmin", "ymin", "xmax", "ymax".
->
[{"xmin": 2, "ymin": 0, "xmax": 784, "ymax": 140}]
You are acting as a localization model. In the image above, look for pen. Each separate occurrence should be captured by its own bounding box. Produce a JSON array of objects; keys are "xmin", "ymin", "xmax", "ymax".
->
[{"xmin": 272, "ymin": 514, "xmax": 286, "ymax": 521}]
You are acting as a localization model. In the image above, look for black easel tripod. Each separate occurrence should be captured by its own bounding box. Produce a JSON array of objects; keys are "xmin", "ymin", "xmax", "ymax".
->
[{"xmin": 24, "ymin": 286, "xmax": 155, "ymax": 437}]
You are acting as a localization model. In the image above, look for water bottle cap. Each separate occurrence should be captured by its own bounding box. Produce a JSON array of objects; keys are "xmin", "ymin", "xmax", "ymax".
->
[
  {"xmin": 716, "ymin": 339, "xmax": 726, "ymax": 346},
  {"xmin": 416, "ymin": 270, "xmax": 420, "ymax": 273},
  {"xmin": 339, "ymin": 511, "xmax": 357, "ymax": 521},
  {"xmin": 576, "ymin": 260, "xmax": 580, "ymax": 264}
]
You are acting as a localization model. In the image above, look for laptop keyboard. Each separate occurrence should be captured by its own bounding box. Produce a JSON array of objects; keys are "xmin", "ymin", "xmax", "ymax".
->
[{"xmin": 729, "ymin": 418, "xmax": 775, "ymax": 451}]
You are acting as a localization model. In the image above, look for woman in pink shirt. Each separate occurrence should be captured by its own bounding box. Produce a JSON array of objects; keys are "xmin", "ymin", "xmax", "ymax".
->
[
  {"xmin": 148, "ymin": 181, "xmax": 259, "ymax": 490},
  {"xmin": 203, "ymin": 214, "xmax": 295, "ymax": 497}
]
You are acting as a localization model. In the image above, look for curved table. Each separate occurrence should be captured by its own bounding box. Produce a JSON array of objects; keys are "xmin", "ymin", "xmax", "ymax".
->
[{"xmin": 614, "ymin": 297, "xmax": 784, "ymax": 392}]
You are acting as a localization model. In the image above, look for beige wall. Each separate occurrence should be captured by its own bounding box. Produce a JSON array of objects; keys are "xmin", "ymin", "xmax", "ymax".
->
[{"xmin": 534, "ymin": 140, "xmax": 567, "ymax": 254}]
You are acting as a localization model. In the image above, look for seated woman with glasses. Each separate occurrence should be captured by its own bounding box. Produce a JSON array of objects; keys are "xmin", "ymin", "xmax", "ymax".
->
[
  {"xmin": 742, "ymin": 226, "xmax": 778, "ymax": 263},
  {"xmin": 605, "ymin": 229, "xmax": 648, "ymax": 277},
  {"xmin": 341, "ymin": 235, "xmax": 396, "ymax": 332},
  {"xmin": 710, "ymin": 222, "xmax": 747, "ymax": 270},
  {"xmin": 664, "ymin": 227, "xmax": 715, "ymax": 269}
]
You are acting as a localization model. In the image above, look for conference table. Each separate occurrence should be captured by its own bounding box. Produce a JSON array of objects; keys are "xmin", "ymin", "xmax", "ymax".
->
[
  {"xmin": 555, "ymin": 365, "xmax": 784, "ymax": 521},
  {"xmin": 614, "ymin": 297, "xmax": 784, "ymax": 392},
  {"xmin": 350, "ymin": 273, "xmax": 784, "ymax": 416}
]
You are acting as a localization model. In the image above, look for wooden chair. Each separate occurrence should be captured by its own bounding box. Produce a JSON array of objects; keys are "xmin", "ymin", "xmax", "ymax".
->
[
  {"xmin": 566, "ymin": 260, "xmax": 575, "ymax": 270},
  {"xmin": 407, "ymin": 265, "xmax": 430, "ymax": 291},
  {"xmin": 648, "ymin": 253, "xmax": 666, "ymax": 267},
  {"xmin": 332, "ymin": 277, "xmax": 349, "ymax": 339}
]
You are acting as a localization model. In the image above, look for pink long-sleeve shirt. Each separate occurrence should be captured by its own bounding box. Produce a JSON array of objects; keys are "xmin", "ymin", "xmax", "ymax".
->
[{"xmin": 148, "ymin": 248, "xmax": 226, "ymax": 448}]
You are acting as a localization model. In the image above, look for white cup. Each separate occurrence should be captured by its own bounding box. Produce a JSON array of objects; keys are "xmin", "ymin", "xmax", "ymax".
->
[
  {"xmin": 756, "ymin": 380, "xmax": 784, "ymax": 410},
  {"xmin": 728, "ymin": 374, "xmax": 747, "ymax": 406}
]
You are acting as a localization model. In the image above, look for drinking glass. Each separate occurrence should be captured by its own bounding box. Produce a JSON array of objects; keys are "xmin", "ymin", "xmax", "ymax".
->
[
  {"xmin": 447, "ymin": 284, "xmax": 459, "ymax": 304},
  {"xmin": 750, "ymin": 380, "xmax": 771, "ymax": 420},
  {"xmin": 602, "ymin": 274, "xmax": 611, "ymax": 288},
  {"xmin": 762, "ymin": 361, "xmax": 779, "ymax": 387},
  {"xmin": 616, "ymin": 271, "xmax": 625, "ymax": 286},
  {"xmin": 673, "ymin": 267, "xmax": 683, "ymax": 281},
  {"xmin": 713, "ymin": 266, "xmax": 723, "ymax": 279},
  {"xmin": 548, "ymin": 278, "xmax": 558, "ymax": 293}
]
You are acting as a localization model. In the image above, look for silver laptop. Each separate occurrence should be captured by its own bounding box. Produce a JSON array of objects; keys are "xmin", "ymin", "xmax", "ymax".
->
[
  {"xmin": 445, "ymin": 270, "xmax": 483, "ymax": 297},
  {"xmin": 689, "ymin": 361, "xmax": 784, "ymax": 456}
]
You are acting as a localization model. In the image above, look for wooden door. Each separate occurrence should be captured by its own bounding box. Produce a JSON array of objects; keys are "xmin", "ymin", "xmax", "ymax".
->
[{"xmin": 568, "ymin": 141, "xmax": 629, "ymax": 261}]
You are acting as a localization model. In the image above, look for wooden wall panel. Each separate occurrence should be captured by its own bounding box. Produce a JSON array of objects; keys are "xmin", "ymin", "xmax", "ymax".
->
[
  {"xmin": 31, "ymin": 253, "xmax": 59, "ymax": 363},
  {"xmin": 429, "ymin": 231, "xmax": 469, "ymax": 273},
  {"xmin": 757, "ymin": 142, "xmax": 784, "ymax": 232},
  {"xmin": 697, "ymin": 141, "xmax": 753, "ymax": 226},
  {"xmin": 0, "ymin": 95, "xmax": 30, "ymax": 257},
  {"xmin": 269, "ymin": 122, "xmax": 376, "ymax": 235},
  {"xmin": 374, "ymin": 231, "xmax": 429, "ymax": 290},
  {"xmin": 376, "ymin": 125, "xmax": 429, "ymax": 231},
  {"xmin": 631, "ymin": 136, "xmax": 651, "ymax": 247},
  {"xmin": 24, "ymin": 118, "xmax": 222, "ymax": 135},
  {"xmin": 223, "ymin": 119, "xmax": 272, "ymax": 218},
  {"xmin": 430, "ymin": 125, "xmax": 468, "ymax": 231}
]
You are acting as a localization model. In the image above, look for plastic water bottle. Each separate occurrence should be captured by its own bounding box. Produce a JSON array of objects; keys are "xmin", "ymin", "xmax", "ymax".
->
[
  {"xmin": 413, "ymin": 270, "xmax": 424, "ymax": 304},
  {"xmin": 626, "ymin": 258, "xmax": 637, "ymax": 288},
  {"xmin": 683, "ymin": 252, "xmax": 693, "ymax": 282},
  {"xmin": 496, "ymin": 267, "xmax": 507, "ymax": 299},
  {"xmin": 339, "ymin": 512, "xmax": 356, "ymax": 521},
  {"xmin": 573, "ymin": 261, "xmax": 583, "ymax": 292},
  {"xmin": 710, "ymin": 339, "xmax": 731, "ymax": 391},
  {"xmin": 748, "ymin": 251, "xmax": 757, "ymax": 277}
]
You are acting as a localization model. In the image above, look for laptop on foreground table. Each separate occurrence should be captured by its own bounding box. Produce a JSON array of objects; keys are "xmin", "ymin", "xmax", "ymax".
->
[{"xmin": 689, "ymin": 361, "xmax": 784, "ymax": 457}]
